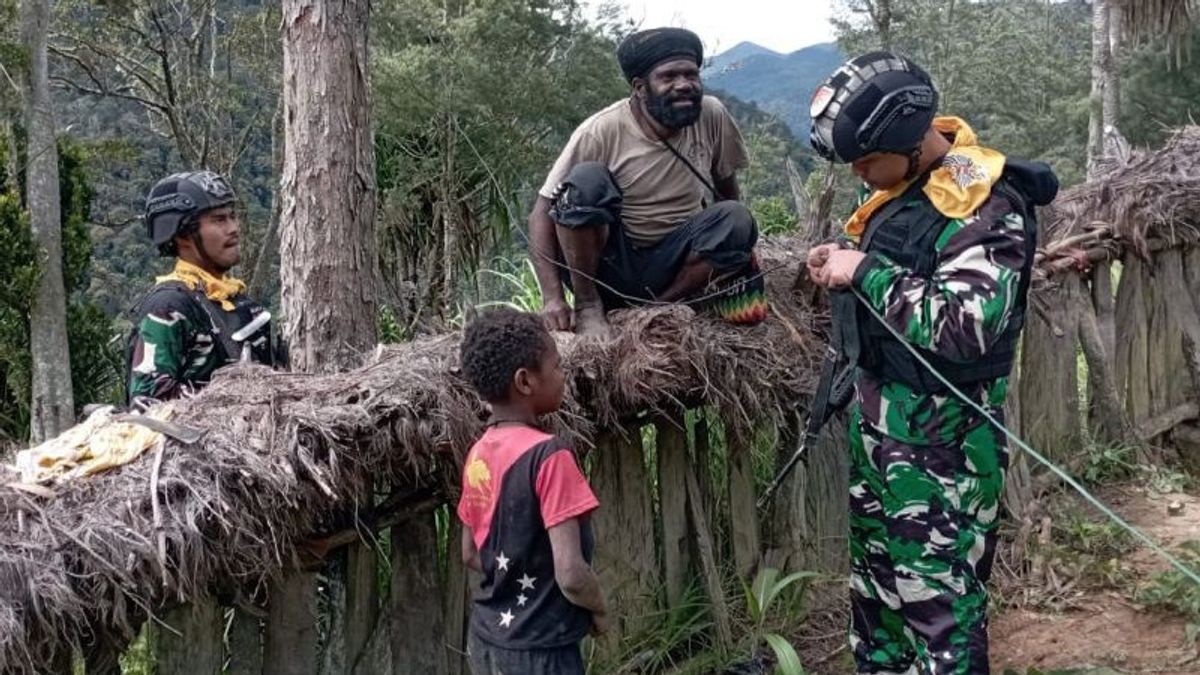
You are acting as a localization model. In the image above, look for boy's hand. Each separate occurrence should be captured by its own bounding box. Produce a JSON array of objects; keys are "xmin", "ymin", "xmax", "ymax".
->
[{"xmin": 590, "ymin": 610, "xmax": 612, "ymax": 637}]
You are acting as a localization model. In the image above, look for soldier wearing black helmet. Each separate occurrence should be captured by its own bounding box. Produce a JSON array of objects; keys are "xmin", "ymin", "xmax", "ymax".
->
[
  {"xmin": 804, "ymin": 53, "xmax": 1059, "ymax": 673},
  {"xmin": 125, "ymin": 170, "xmax": 274, "ymax": 410}
]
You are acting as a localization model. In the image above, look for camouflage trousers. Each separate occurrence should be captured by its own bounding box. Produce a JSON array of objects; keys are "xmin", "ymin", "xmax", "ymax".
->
[{"xmin": 848, "ymin": 405, "xmax": 1009, "ymax": 674}]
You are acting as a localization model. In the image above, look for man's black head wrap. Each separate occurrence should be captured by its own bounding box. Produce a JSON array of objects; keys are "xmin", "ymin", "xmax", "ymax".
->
[{"xmin": 617, "ymin": 28, "xmax": 704, "ymax": 83}]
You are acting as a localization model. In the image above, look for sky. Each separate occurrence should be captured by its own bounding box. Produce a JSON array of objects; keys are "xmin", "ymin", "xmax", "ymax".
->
[{"xmin": 608, "ymin": 0, "xmax": 837, "ymax": 56}]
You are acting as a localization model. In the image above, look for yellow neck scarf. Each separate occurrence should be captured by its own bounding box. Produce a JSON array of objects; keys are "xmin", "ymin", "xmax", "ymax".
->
[
  {"xmin": 156, "ymin": 259, "xmax": 246, "ymax": 311},
  {"xmin": 843, "ymin": 116, "xmax": 1006, "ymax": 241}
]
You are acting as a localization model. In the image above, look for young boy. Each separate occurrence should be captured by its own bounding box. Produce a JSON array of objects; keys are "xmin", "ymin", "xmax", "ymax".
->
[{"xmin": 457, "ymin": 308, "xmax": 609, "ymax": 674}]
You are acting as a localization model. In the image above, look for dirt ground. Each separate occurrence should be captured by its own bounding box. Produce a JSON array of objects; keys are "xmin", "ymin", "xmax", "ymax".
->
[{"xmin": 990, "ymin": 488, "xmax": 1200, "ymax": 674}]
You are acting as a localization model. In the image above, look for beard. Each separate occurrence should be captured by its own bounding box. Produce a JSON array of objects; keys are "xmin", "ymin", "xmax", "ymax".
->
[{"xmin": 645, "ymin": 86, "xmax": 704, "ymax": 130}]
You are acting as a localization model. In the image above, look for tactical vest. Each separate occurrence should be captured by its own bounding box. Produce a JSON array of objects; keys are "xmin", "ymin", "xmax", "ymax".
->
[
  {"xmin": 834, "ymin": 172, "xmax": 1039, "ymax": 394},
  {"xmin": 123, "ymin": 281, "xmax": 274, "ymax": 404}
]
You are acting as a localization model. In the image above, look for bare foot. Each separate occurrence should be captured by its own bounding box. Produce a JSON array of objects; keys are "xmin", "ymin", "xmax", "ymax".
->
[{"xmin": 574, "ymin": 304, "xmax": 610, "ymax": 337}]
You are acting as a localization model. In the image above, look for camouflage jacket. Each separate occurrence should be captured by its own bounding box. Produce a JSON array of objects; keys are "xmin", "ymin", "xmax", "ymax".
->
[
  {"xmin": 126, "ymin": 282, "xmax": 272, "ymax": 410},
  {"xmin": 848, "ymin": 191, "xmax": 1027, "ymax": 445}
]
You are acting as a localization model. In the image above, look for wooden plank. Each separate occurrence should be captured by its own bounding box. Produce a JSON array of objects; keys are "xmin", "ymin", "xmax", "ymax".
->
[
  {"xmin": 1020, "ymin": 282, "xmax": 1082, "ymax": 462},
  {"xmin": 389, "ymin": 513, "xmax": 447, "ymax": 674},
  {"xmin": 263, "ymin": 573, "xmax": 320, "ymax": 675},
  {"xmin": 343, "ymin": 538, "xmax": 380, "ymax": 673},
  {"xmin": 684, "ymin": 463, "xmax": 732, "ymax": 648},
  {"xmin": 226, "ymin": 607, "xmax": 264, "ymax": 675},
  {"xmin": 155, "ymin": 600, "xmax": 224, "ymax": 675},
  {"xmin": 1078, "ymin": 298, "xmax": 1141, "ymax": 449},
  {"xmin": 443, "ymin": 520, "xmax": 469, "ymax": 675},
  {"xmin": 655, "ymin": 415, "xmax": 692, "ymax": 607},
  {"xmin": 726, "ymin": 434, "xmax": 760, "ymax": 578},
  {"xmin": 589, "ymin": 425, "xmax": 658, "ymax": 638}
]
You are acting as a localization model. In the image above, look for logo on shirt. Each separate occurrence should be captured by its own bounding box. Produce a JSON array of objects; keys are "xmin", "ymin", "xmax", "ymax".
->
[
  {"xmin": 463, "ymin": 452, "xmax": 494, "ymax": 506},
  {"xmin": 943, "ymin": 153, "xmax": 989, "ymax": 189}
]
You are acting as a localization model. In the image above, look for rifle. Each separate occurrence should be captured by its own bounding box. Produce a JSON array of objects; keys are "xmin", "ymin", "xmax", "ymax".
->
[{"xmin": 757, "ymin": 344, "xmax": 856, "ymax": 510}]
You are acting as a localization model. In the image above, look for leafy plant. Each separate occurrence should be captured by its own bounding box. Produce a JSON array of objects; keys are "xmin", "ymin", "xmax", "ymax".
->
[
  {"xmin": 1135, "ymin": 540, "xmax": 1200, "ymax": 625},
  {"xmin": 742, "ymin": 567, "xmax": 819, "ymax": 675}
]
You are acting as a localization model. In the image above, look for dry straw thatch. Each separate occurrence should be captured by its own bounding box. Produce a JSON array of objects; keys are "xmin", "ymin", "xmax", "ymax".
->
[
  {"xmin": 0, "ymin": 238, "xmax": 823, "ymax": 671},
  {"xmin": 1042, "ymin": 126, "xmax": 1200, "ymax": 260}
]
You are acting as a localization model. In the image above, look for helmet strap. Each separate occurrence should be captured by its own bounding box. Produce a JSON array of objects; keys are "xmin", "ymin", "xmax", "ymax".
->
[
  {"xmin": 189, "ymin": 227, "xmax": 227, "ymax": 275},
  {"xmin": 903, "ymin": 146, "xmax": 923, "ymax": 181}
]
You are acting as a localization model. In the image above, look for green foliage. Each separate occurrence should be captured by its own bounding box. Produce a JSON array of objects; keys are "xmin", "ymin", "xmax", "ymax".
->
[
  {"xmin": 372, "ymin": 0, "xmax": 629, "ymax": 324},
  {"xmin": 750, "ymin": 196, "xmax": 798, "ymax": 237},
  {"xmin": 1080, "ymin": 440, "xmax": 1136, "ymax": 485},
  {"xmin": 1135, "ymin": 540, "xmax": 1200, "ymax": 637},
  {"xmin": 586, "ymin": 583, "xmax": 715, "ymax": 673},
  {"xmin": 742, "ymin": 567, "xmax": 818, "ymax": 675},
  {"xmin": 1035, "ymin": 505, "xmax": 1137, "ymax": 594},
  {"xmin": 477, "ymin": 258, "xmax": 545, "ymax": 314},
  {"xmin": 1120, "ymin": 28, "xmax": 1200, "ymax": 148},
  {"xmin": 0, "ymin": 135, "xmax": 122, "ymax": 442}
]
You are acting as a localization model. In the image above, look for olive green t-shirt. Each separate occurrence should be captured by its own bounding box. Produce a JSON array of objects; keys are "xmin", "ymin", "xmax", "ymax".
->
[{"xmin": 539, "ymin": 96, "xmax": 750, "ymax": 246}]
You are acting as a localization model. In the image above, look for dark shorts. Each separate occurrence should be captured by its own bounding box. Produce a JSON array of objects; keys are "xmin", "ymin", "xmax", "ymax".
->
[
  {"xmin": 466, "ymin": 628, "xmax": 585, "ymax": 675},
  {"xmin": 550, "ymin": 161, "xmax": 758, "ymax": 308}
]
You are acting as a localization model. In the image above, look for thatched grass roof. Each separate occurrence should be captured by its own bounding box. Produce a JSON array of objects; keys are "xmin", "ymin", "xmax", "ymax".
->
[
  {"xmin": 1043, "ymin": 125, "xmax": 1200, "ymax": 259},
  {"xmin": 0, "ymin": 238, "xmax": 824, "ymax": 671}
]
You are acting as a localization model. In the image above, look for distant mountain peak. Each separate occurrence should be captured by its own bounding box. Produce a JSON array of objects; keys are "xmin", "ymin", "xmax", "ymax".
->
[{"xmin": 703, "ymin": 41, "xmax": 846, "ymax": 135}]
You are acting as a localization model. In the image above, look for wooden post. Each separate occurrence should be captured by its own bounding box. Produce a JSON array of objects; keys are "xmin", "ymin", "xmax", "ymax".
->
[
  {"xmin": 226, "ymin": 608, "xmax": 264, "ymax": 675},
  {"xmin": 1020, "ymin": 281, "xmax": 1083, "ymax": 462},
  {"xmin": 264, "ymin": 575, "xmax": 320, "ymax": 675},
  {"xmin": 727, "ymin": 433, "xmax": 760, "ymax": 578},
  {"xmin": 443, "ymin": 520, "xmax": 470, "ymax": 675},
  {"xmin": 684, "ymin": 463, "xmax": 732, "ymax": 648},
  {"xmin": 156, "ymin": 600, "xmax": 224, "ymax": 675},
  {"xmin": 342, "ymin": 510, "xmax": 380, "ymax": 674},
  {"xmin": 1115, "ymin": 256, "xmax": 1152, "ymax": 424},
  {"xmin": 389, "ymin": 512, "xmax": 447, "ymax": 674},
  {"xmin": 655, "ymin": 415, "xmax": 692, "ymax": 607},
  {"xmin": 590, "ymin": 425, "xmax": 659, "ymax": 638}
]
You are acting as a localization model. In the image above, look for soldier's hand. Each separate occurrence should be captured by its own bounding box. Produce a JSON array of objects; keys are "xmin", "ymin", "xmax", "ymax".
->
[
  {"xmin": 806, "ymin": 243, "xmax": 836, "ymax": 276},
  {"xmin": 541, "ymin": 298, "xmax": 574, "ymax": 332},
  {"xmin": 810, "ymin": 250, "xmax": 866, "ymax": 289}
]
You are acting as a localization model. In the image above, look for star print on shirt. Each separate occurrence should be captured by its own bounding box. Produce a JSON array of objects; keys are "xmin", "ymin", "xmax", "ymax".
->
[
  {"xmin": 517, "ymin": 593, "xmax": 528, "ymax": 607},
  {"xmin": 517, "ymin": 573, "xmax": 536, "ymax": 591},
  {"xmin": 495, "ymin": 552, "xmax": 510, "ymax": 571},
  {"xmin": 499, "ymin": 610, "xmax": 515, "ymax": 628}
]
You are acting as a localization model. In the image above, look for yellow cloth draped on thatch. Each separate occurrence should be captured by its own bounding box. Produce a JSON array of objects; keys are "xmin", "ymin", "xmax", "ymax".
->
[{"xmin": 13, "ymin": 405, "xmax": 172, "ymax": 484}]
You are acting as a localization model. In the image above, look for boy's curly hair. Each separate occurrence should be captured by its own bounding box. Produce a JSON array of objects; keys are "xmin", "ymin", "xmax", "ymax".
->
[{"xmin": 460, "ymin": 308, "xmax": 552, "ymax": 403}]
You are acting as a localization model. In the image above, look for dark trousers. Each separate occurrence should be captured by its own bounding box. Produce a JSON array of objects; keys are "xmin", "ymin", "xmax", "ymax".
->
[
  {"xmin": 550, "ymin": 161, "xmax": 758, "ymax": 308},
  {"xmin": 466, "ymin": 628, "xmax": 585, "ymax": 675}
]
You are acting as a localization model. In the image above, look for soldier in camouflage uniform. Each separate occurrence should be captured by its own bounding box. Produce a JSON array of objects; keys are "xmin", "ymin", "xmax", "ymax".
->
[
  {"xmin": 126, "ymin": 171, "xmax": 274, "ymax": 410},
  {"xmin": 804, "ymin": 53, "xmax": 1058, "ymax": 673}
]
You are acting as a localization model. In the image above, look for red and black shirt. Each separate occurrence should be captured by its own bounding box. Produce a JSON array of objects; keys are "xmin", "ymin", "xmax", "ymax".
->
[{"xmin": 457, "ymin": 425, "xmax": 600, "ymax": 649}]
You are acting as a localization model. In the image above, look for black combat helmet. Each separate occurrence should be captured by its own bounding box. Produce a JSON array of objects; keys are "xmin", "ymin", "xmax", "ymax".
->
[
  {"xmin": 144, "ymin": 170, "xmax": 237, "ymax": 256},
  {"xmin": 809, "ymin": 51, "xmax": 939, "ymax": 164}
]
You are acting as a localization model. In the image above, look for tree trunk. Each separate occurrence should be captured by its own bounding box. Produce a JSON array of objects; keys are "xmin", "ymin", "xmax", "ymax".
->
[
  {"xmin": 274, "ymin": 1, "xmax": 379, "ymax": 671},
  {"xmin": 279, "ymin": 0, "xmax": 378, "ymax": 374},
  {"xmin": 21, "ymin": 0, "xmax": 74, "ymax": 443},
  {"xmin": 1086, "ymin": 0, "xmax": 1111, "ymax": 179}
]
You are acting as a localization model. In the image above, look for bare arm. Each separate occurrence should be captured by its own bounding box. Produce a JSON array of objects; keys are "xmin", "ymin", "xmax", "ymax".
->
[
  {"xmin": 547, "ymin": 518, "xmax": 606, "ymax": 615},
  {"xmin": 529, "ymin": 196, "xmax": 565, "ymax": 304},
  {"xmin": 715, "ymin": 173, "xmax": 740, "ymax": 202},
  {"xmin": 528, "ymin": 196, "xmax": 573, "ymax": 331},
  {"xmin": 461, "ymin": 526, "xmax": 482, "ymax": 573}
]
